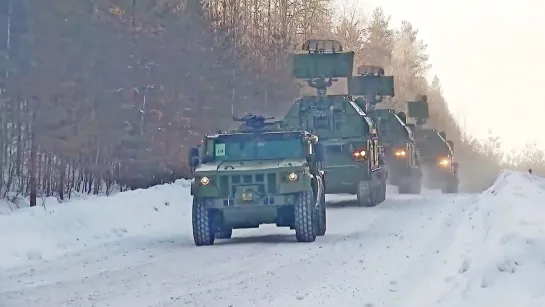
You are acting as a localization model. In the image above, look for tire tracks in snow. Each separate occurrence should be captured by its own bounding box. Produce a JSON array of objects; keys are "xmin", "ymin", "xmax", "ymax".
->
[{"xmin": 0, "ymin": 194, "xmax": 475, "ymax": 307}]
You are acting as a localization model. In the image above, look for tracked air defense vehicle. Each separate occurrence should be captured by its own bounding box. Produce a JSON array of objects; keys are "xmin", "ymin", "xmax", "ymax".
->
[
  {"xmin": 282, "ymin": 39, "xmax": 387, "ymax": 207},
  {"xmin": 352, "ymin": 65, "xmax": 422, "ymax": 194},
  {"xmin": 188, "ymin": 114, "xmax": 326, "ymax": 246},
  {"xmin": 406, "ymin": 95, "xmax": 459, "ymax": 193}
]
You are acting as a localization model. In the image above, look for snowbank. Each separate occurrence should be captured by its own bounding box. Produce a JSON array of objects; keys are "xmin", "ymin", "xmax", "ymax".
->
[
  {"xmin": 0, "ymin": 179, "xmax": 193, "ymax": 269},
  {"xmin": 423, "ymin": 170, "xmax": 545, "ymax": 307}
]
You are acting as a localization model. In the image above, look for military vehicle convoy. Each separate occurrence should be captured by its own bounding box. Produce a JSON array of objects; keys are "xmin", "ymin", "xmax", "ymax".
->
[
  {"xmin": 282, "ymin": 39, "xmax": 387, "ymax": 207},
  {"xmin": 352, "ymin": 65, "xmax": 422, "ymax": 194},
  {"xmin": 406, "ymin": 95, "xmax": 459, "ymax": 193},
  {"xmin": 188, "ymin": 114, "xmax": 326, "ymax": 246}
]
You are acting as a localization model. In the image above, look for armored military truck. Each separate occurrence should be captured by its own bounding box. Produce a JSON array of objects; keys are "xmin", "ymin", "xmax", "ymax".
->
[
  {"xmin": 282, "ymin": 39, "xmax": 387, "ymax": 207},
  {"xmin": 352, "ymin": 65, "xmax": 422, "ymax": 194},
  {"xmin": 187, "ymin": 114, "xmax": 326, "ymax": 246},
  {"xmin": 406, "ymin": 95, "xmax": 459, "ymax": 193}
]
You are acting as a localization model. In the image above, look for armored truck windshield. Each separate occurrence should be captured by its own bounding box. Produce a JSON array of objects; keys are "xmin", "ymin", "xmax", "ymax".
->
[{"xmin": 205, "ymin": 132, "xmax": 305, "ymax": 162}]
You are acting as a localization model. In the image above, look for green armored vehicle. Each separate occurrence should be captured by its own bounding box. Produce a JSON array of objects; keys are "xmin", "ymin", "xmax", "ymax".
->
[
  {"xmin": 407, "ymin": 96, "xmax": 459, "ymax": 193},
  {"xmin": 187, "ymin": 114, "xmax": 326, "ymax": 246},
  {"xmin": 282, "ymin": 39, "xmax": 387, "ymax": 207},
  {"xmin": 352, "ymin": 65, "xmax": 422, "ymax": 194}
]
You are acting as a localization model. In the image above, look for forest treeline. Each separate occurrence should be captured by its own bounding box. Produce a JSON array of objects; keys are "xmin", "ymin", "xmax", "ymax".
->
[{"xmin": 0, "ymin": 0, "xmax": 542, "ymax": 206}]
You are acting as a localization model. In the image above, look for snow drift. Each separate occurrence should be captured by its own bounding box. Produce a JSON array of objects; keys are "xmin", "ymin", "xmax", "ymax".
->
[
  {"xmin": 0, "ymin": 179, "xmax": 193, "ymax": 269},
  {"xmin": 410, "ymin": 170, "xmax": 545, "ymax": 307}
]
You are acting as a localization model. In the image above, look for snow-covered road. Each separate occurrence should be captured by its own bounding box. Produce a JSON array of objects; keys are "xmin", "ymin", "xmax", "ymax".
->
[
  {"xmin": 1, "ymin": 170, "xmax": 545, "ymax": 307},
  {"xmin": 0, "ymin": 190, "xmax": 475, "ymax": 307}
]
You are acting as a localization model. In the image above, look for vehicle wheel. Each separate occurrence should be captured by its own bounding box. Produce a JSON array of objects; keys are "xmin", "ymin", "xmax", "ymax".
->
[
  {"xmin": 215, "ymin": 228, "xmax": 233, "ymax": 239},
  {"xmin": 294, "ymin": 190, "xmax": 317, "ymax": 242},
  {"xmin": 397, "ymin": 180, "xmax": 409, "ymax": 194},
  {"xmin": 442, "ymin": 176, "xmax": 458, "ymax": 194},
  {"xmin": 357, "ymin": 181, "xmax": 376, "ymax": 207},
  {"xmin": 192, "ymin": 197, "xmax": 215, "ymax": 246},
  {"xmin": 316, "ymin": 178, "xmax": 326, "ymax": 236},
  {"xmin": 379, "ymin": 179, "xmax": 386, "ymax": 202},
  {"xmin": 411, "ymin": 176, "xmax": 422, "ymax": 194}
]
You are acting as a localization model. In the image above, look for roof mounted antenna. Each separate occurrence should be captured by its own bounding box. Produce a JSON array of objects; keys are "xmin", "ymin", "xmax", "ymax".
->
[
  {"xmin": 293, "ymin": 39, "xmax": 352, "ymax": 97},
  {"xmin": 302, "ymin": 39, "xmax": 344, "ymax": 97}
]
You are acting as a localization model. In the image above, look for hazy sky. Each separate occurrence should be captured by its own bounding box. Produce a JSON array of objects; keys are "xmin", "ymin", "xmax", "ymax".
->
[{"xmin": 336, "ymin": 0, "xmax": 545, "ymax": 153}]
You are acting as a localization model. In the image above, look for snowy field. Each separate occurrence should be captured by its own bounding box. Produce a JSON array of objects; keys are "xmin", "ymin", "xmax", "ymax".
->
[{"xmin": 0, "ymin": 170, "xmax": 544, "ymax": 307}]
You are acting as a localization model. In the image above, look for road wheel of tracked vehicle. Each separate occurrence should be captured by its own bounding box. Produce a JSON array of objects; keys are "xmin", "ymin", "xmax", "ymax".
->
[
  {"xmin": 192, "ymin": 197, "xmax": 215, "ymax": 246},
  {"xmin": 378, "ymin": 179, "xmax": 387, "ymax": 202},
  {"xmin": 411, "ymin": 177, "xmax": 422, "ymax": 194},
  {"xmin": 294, "ymin": 190, "xmax": 317, "ymax": 243},
  {"xmin": 442, "ymin": 176, "xmax": 459, "ymax": 194},
  {"xmin": 215, "ymin": 228, "xmax": 233, "ymax": 239},
  {"xmin": 316, "ymin": 178, "xmax": 326, "ymax": 236},
  {"xmin": 357, "ymin": 181, "xmax": 376, "ymax": 207},
  {"xmin": 398, "ymin": 171, "xmax": 421, "ymax": 194},
  {"xmin": 397, "ymin": 180, "xmax": 410, "ymax": 194}
]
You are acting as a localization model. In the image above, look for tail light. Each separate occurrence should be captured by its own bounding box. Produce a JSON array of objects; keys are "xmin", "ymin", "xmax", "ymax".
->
[
  {"xmin": 393, "ymin": 149, "xmax": 406, "ymax": 158},
  {"xmin": 353, "ymin": 149, "xmax": 367, "ymax": 161}
]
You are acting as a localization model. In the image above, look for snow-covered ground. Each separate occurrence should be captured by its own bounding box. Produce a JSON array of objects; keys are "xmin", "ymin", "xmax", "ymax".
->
[{"xmin": 0, "ymin": 170, "xmax": 544, "ymax": 307}]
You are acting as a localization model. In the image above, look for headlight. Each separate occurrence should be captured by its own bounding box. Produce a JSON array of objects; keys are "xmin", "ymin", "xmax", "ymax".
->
[
  {"xmin": 353, "ymin": 149, "xmax": 366, "ymax": 161},
  {"xmin": 200, "ymin": 176, "xmax": 210, "ymax": 185},
  {"xmin": 438, "ymin": 158, "xmax": 450, "ymax": 167},
  {"xmin": 394, "ymin": 150, "xmax": 406, "ymax": 157},
  {"xmin": 288, "ymin": 172, "xmax": 298, "ymax": 181},
  {"xmin": 241, "ymin": 191, "xmax": 254, "ymax": 201}
]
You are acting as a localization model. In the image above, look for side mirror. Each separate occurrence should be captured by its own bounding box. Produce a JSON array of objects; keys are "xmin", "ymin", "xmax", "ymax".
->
[
  {"xmin": 447, "ymin": 140, "xmax": 454, "ymax": 150},
  {"xmin": 314, "ymin": 143, "xmax": 324, "ymax": 162},
  {"xmin": 397, "ymin": 111, "xmax": 407, "ymax": 123}
]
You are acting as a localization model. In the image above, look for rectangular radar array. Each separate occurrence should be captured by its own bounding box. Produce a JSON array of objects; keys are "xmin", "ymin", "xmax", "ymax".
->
[{"xmin": 291, "ymin": 39, "xmax": 354, "ymax": 79}]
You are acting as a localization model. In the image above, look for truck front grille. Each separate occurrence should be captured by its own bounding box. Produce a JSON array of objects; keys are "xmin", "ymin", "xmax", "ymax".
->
[{"xmin": 219, "ymin": 173, "xmax": 277, "ymax": 197}]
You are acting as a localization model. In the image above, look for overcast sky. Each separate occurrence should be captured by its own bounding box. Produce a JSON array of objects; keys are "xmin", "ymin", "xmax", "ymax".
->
[{"xmin": 335, "ymin": 0, "xmax": 545, "ymax": 153}]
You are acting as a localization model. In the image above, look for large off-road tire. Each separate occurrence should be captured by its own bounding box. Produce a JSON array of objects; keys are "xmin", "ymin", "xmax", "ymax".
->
[
  {"xmin": 357, "ymin": 181, "xmax": 377, "ymax": 207},
  {"xmin": 316, "ymin": 178, "xmax": 326, "ymax": 236},
  {"xmin": 215, "ymin": 228, "xmax": 233, "ymax": 239},
  {"xmin": 294, "ymin": 190, "xmax": 317, "ymax": 243},
  {"xmin": 192, "ymin": 197, "xmax": 215, "ymax": 246}
]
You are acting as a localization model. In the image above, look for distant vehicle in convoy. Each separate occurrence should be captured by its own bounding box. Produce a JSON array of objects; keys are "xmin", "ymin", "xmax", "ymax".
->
[
  {"xmin": 353, "ymin": 65, "xmax": 422, "ymax": 194},
  {"xmin": 188, "ymin": 114, "xmax": 326, "ymax": 246},
  {"xmin": 406, "ymin": 95, "xmax": 459, "ymax": 193},
  {"xmin": 282, "ymin": 39, "xmax": 387, "ymax": 207}
]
